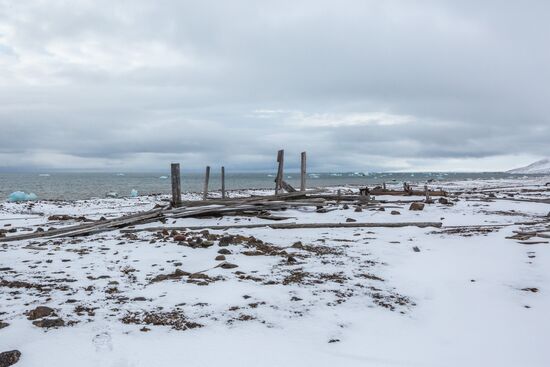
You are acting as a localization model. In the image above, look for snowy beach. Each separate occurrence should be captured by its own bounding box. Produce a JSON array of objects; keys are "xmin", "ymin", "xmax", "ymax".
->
[{"xmin": 1, "ymin": 177, "xmax": 550, "ymax": 367}]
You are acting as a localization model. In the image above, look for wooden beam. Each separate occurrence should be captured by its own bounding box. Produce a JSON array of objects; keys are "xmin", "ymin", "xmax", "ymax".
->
[
  {"xmin": 300, "ymin": 151, "xmax": 307, "ymax": 191},
  {"xmin": 203, "ymin": 166, "xmax": 210, "ymax": 200},
  {"xmin": 275, "ymin": 149, "xmax": 284, "ymax": 195},
  {"xmin": 123, "ymin": 221, "xmax": 443, "ymax": 232},
  {"xmin": 170, "ymin": 163, "xmax": 182, "ymax": 207},
  {"xmin": 221, "ymin": 166, "xmax": 226, "ymax": 199}
]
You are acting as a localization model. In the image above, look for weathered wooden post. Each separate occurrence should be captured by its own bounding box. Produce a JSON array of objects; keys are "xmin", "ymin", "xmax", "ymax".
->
[
  {"xmin": 383, "ymin": 182, "xmax": 386, "ymax": 191},
  {"xmin": 424, "ymin": 184, "xmax": 430, "ymax": 203},
  {"xmin": 221, "ymin": 166, "xmax": 226, "ymax": 199},
  {"xmin": 275, "ymin": 149, "xmax": 284, "ymax": 195},
  {"xmin": 203, "ymin": 166, "xmax": 210, "ymax": 200},
  {"xmin": 300, "ymin": 151, "xmax": 307, "ymax": 191},
  {"xmin": 170, "ymin": 163, "xmax": 182, "ymax": 207}
]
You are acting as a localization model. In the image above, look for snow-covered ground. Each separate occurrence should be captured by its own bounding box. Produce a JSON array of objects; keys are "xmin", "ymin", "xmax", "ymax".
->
[{"xmin": 1, "ymin": 177, "xmax": 550, "ymax": 367}]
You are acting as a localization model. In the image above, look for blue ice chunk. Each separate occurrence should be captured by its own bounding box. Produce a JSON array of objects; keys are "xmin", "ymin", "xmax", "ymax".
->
[
  {"xmin": 130, "ymin": 189, "xmax": 138, "ymax": 197},
  {"xmin": 8, "ymin": 191, "xmax": 38, "ymax": 202}
]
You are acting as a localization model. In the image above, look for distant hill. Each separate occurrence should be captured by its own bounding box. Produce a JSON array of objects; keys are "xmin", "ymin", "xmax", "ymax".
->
[{"xmin": 507, "ymin": 158, "xmax": 550, "ymax": 174}]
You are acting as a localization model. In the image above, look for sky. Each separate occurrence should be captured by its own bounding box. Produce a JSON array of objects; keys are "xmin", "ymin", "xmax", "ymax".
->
[{"xmin": 0, "ymin": 0, "xmax": 549, "ymax": 172}]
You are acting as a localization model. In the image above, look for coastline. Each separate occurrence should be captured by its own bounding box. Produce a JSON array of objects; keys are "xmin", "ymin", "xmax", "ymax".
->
[{"xmin": 1, "ymin": 175, "xmax": 549, "ymax": 366}]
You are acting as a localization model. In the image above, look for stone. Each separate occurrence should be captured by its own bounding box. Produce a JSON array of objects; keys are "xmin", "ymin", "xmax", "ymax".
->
[
  {"xmin": 27, "ymin": 306, "xmax": 54, "ymax": 320},
  {"xmin": 218, "ymin": 248, "xmax": 231, "ymax": 255},
  {"xmin": 215, "ymin": 255, "xmax": 226, "ymax": 261},
  {"xmin": 32, "ymin": 318, "xmax": 65, "ymax": 328},
  {"xmin": 0, "ymin": 350, "xmax": 21, "ymax": 367},
  {"xmin": 354, "ymin": 206, "xmax": 362, "ymax": 212},
  {"xmin": 438, "ymin": 197, "xmax": 449, "ymax": 204},
  {"xmin": 0, "ymin": 322, "xmax": 8, "ymax": 330},
  {"xmin": 390, "ymin": 210, "xmax": 401, "ymax": 215},
  {"xmin": 287, "ymin": 256, "xmax": 297, "ymax": 264},
  {"xmin": 412, "ymin": 246, "xmax": 421, "ymax": 252},
  {"xmin": 378, "ymin": 207, "xmax": 385, "ymax": 211},
  {"xmin": 219, "ymin": 262, "xmax": 238, "ymax": 269},
  {"xmin": 173, "ymin": 235, "xmax": 186, "ymax": 242},
  {"xmin": 345, "ymin": 218, "xmax": 357, "ymax": 222},
  {"xmin": 342, "ymin": 204, "xmax": 349, "ymax": 210},
  {"xmin": 409, "ymin": 202, "xmax": 425, "ymax": 211}
]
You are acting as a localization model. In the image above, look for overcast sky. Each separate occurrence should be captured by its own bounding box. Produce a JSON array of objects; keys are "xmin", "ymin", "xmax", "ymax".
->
[{"xmin": 0, "ymin": 0, "xmax": 548, "ymax": 172}]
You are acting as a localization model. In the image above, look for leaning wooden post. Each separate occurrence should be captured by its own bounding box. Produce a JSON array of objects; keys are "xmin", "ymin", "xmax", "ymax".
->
[
  {"xmin": 203, "ymin": 166, "xmax": 210, "ymax": 200},
  {"xmin": 275, "ymin": 149, "xmax": 284, "ymax": 195},
  {"xmin": 170, "ymin": 163, "xmax": 182, "ymax": 207},
  {"xmin": 300, "ymin": 151, "xmax": 307, "ymax": 191},
  {"xmin": 221, "ymin": 166, "xmax": 226, "ymax": 199}
]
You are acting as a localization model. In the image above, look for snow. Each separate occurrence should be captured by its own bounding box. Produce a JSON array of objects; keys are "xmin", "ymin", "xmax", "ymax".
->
[
  {"xmin": 507, "ymin": 158, "xmax": 550, "ymax": 174},
  {"xmin": 1, "ymin": 176, "xmax": 550, "ymax": 366}
]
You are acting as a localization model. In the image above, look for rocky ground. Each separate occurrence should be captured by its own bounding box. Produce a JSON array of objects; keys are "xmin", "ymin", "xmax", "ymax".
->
[{"xmin": 1, "ymin": 177, "xmax": 549, "ymax": 367}]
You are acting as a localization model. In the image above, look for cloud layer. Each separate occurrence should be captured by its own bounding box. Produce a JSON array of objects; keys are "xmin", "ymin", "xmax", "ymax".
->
[{"xmin": 1, "ymin": 0, "xmax": 548, "ymax": 172}]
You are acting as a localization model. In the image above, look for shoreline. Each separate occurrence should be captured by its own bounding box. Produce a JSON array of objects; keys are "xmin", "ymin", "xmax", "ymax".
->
[{"xmin": 1, "ymin": 175, "xmax": 549, "ymax": 366}]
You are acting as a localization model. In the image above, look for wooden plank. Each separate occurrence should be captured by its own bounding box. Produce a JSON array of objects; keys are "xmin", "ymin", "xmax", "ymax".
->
[
  {"xmin": 300, "ymin": 151, "xmax": 306, "ymax": 191},
  {"xmin": 221, "ymin": 166, "xmax": 226, "ymax": 199},
  {"xmin": 203, "ymin": 166, "xmax": 210, "ymax": 200},
  {"xmin": 281, "ymin": 180, "xmax": 297, "ymax": 192},
  {"xmin": 170, "ymin": 163, "xmax": 182, "ymax": 207},
  {"xmin": 122, "ymin": 221, "xmax": 443, "ymax": 232},
  {"xmin": 275, "ymin": 149, "xmax": 284, "ymax": 195}
]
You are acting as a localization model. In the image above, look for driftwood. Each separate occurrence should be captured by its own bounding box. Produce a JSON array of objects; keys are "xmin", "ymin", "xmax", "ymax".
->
[
  {"xmin": 370, "ymin": 189, "xmax": 447, "ymax": 197},
  {"xmin": 121, "ymin": 221, "xmax": 443, "ymax": 232}
]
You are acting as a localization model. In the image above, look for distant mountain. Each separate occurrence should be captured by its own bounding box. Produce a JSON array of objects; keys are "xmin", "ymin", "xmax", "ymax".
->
[{"xmin": 507, "ymin": 158, "xmax": 550, "ymax": 174}]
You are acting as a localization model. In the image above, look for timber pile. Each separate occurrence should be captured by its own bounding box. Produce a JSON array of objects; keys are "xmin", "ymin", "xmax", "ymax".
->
[{"xmin": 1, "ymin": 189, "xmax": 445, "ymax": 242}]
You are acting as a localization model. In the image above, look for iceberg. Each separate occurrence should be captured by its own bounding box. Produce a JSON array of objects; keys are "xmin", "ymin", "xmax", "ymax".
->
[
  {"xmin": 130, "ymin": 189, "xmax": 138, "ymax": 197},
  {"xmin": 8, "ymin": 191, "xmax": 38, "ymax": 202}
]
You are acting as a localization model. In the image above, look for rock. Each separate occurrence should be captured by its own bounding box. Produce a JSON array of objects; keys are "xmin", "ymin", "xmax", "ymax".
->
[
  {"xmin": 217, "ymin": 248, "xmax": 231, "ymax": 255},
  {"xmin": 173, "ymin": 235, "xmax": 186, "ymax": 242},
  {"xmin": 342, "ymin": 204, "xmax": 349, "ymax": 210},
  {"xmin": 27, "ymin": 306, "xmax": 54, "ymax": 320},
  {"xmin": 291, "ymin": 241, "xmax": 303, "ymax": 248},
  {"xmin": 488, "ymin": 193, "xmax": 496, "ymax": 198},
  {"xmin": 218, "ymin": 236, "xmax": 234, "ymax": 246},
  {"xmin": 345, "ymin": 218, "xmax": 357, "ymax": 222},
  {"xmin": 132, "ymin": 297, "xmax": 147, "ymax": 301},
  {"xmin": 378, "ymin": 207, "xmax": 385, "ymax": 211},
  {"xmin": 390, "ymin": 210, "xmax": 401, "ymax": 215},
  {"xmin": 215, "ymin": 255, "xmax": 226, "ymax": 261},
  {"xmin": 32, "ymin": 318, "xmax": 65, "ymax": 328},
  {"xmin": 188, "ymin": 273, "xmax": 209, "ymax": 280},
  {"xmin": 0, "ymin": 350, "xmax": 21, "ymax": 367},
  {"xmin": 287, "ymin": 256, "xmax": 297, "ymax": 264},
  {"xmin": 219, "ymin": 262, "xmax": 238, "ymax": 269},
  {"xmin": 438, "ymin": 197, "xmax": 449, "ymax": 204},
  {"xmin": 316, "ymin": 207, "xmax": 328, "ymax": 213},
  {"xmin": 409, "ymin": 202, "xmax": 425, "ymax": 211},
  {"xmin": 354, "ymin": 206, "xmax": 362, "ymax": 212},
  {"xmin": 412, "ymin": 246, "xmax": 420, "ymax": 252},
  {"xmin": 0, "ymin": 322, "xmax": 9, "ymax": 330}
]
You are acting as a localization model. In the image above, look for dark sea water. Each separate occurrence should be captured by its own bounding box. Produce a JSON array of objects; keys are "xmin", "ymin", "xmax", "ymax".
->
[{"xmin": 0, "ymin": 171, "xmax": 537, "ymax": 201}]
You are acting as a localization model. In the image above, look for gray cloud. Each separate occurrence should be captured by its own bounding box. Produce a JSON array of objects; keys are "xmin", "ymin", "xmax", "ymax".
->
[{"xmin": 0, "ymin": 0, "xmax": 548, "ymax": 172}]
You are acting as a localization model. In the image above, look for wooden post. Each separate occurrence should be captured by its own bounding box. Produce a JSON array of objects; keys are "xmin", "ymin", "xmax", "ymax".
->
[
  {"xmin": 424, "ymin": 184, "xmax": 430, "ymax": 202},
  {"xmin": 275, "ymin": 149, "xmax": 284, "ymax": 195},
  {"xmin": 170, "ymin": 163, "xmax": 182, "ymax": 207},
  {"xmin": 300, "ymin": 151, "xmax": 307, "ymax": 191},
  {"xmin": 383, "ymin": 182, "xmax": 386, "ymax": 190},
  {"xmin": 203, "ymin": 166, "xmax": 210, "ymax": 200},
  {"xmin": 221, "ymin": 166, "xmax": 226, "ymax": 199}
]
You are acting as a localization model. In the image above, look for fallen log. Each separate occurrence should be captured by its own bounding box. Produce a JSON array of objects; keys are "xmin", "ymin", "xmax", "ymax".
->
[
  {"xmin": 370, "ymin": 190, "xmax": 447, "ymax": 196},
  {"xmin": 121, "ymin": 221, "xmax": 443, "ymax": 232}
]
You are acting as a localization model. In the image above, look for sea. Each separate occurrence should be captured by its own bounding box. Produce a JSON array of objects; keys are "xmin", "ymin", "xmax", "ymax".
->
[{"xmin": 0, "ymin": 171, "xmax": 538, "ymax": 201}]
